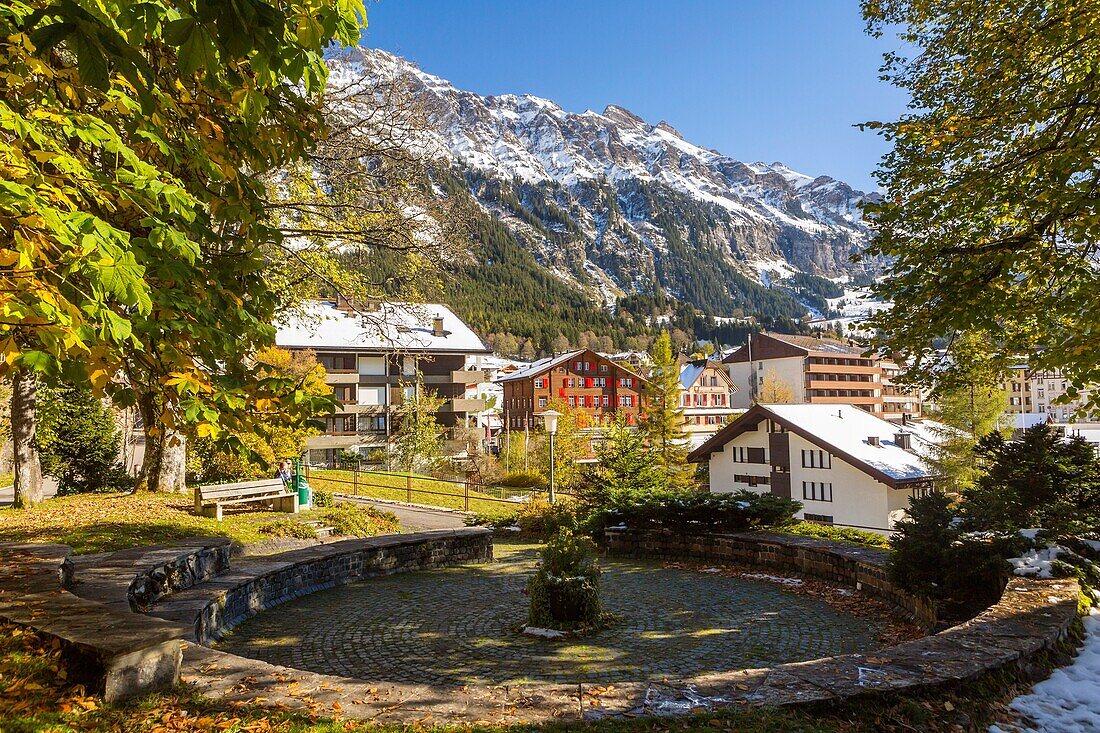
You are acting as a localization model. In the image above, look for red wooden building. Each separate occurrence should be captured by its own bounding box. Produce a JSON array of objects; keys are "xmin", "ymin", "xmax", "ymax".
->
[{"xmin": 496, "ymin": 349, "xmax": 647, "ymax": 430}]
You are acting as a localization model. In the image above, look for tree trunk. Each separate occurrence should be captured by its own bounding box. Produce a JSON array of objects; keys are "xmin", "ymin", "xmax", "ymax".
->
[
  {"xmin": 136, "ymin": 392, "xmax": 187, "ymax": 493},
  {"xmin": 11, "ymin": 369, "xmax": 43, "ymax": 508}
]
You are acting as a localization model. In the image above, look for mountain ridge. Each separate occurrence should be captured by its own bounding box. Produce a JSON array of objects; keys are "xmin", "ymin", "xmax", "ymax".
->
[{"xmin": 325, "ymin": 47, "xmax": 880, "ymax": 349}]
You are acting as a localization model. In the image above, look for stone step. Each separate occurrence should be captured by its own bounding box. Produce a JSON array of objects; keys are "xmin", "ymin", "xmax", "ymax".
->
[{"xmin": 300, "ymin": 520, "xmax": 337, "ymax": 538}]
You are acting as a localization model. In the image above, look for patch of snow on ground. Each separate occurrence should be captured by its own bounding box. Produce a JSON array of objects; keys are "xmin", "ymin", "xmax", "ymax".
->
[
  {"xmin": 1008, "ymin": 545, "xmax": 1064, "ymax": 579},
  {"xmin": 991, "ymin": 608, "xmax": 1100, "ymax": 733}
]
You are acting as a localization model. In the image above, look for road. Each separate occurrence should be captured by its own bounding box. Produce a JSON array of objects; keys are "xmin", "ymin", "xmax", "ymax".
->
[
  {"xmin": 337, "ymin": 495, "xmax": 469, "ymax": 531},
  {"xmin": 0, "ymin": 478, "xmax": 58, "ymax": 508}
]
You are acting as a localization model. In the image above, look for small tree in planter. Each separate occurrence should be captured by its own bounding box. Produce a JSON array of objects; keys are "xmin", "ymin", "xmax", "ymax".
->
[{"xmin": 527, "ymin": 529, "xmax": 601, "ymax": 630}]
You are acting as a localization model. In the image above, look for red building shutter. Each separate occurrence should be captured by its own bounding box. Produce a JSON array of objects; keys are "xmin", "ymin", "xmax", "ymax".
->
[
  {"xmin": 558, "ymin": 388, "xmax": 565, "ymax": 398},
  {"xmin": 585, "ymin": 377, "xmax": 593, "ymax": 388}
]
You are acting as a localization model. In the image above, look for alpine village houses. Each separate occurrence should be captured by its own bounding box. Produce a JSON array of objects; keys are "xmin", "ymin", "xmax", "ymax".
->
[
  {"xmin": 722, "ymin": 332, "xmax": 922, "ymax": 422},
  {"xmin": 276, "ymin": 298, "xmax": 493, "ymax": 466},
  {"xmin": 496, "ymin": 349, "xmax": 648, "ymax": 431},
  {"xmin": 688, "ymin": 403, "xmax": 939, "ymax": 534}
]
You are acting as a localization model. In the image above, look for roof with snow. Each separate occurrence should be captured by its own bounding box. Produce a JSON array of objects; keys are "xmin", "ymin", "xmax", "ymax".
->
[
  {"xmin": 275, "ymin": 300, "xmax": 491, "ymax": 354},
  {"xmin": 493, "ymin": 350, "xmax": 584, "ymax": 383},
  {"xmin": 679, "ymin": 361, "xmax": 737, "ymax": 392},
  {"xmin": 688, "ymin": 403, "xmax": 941, "ymax": 487}
]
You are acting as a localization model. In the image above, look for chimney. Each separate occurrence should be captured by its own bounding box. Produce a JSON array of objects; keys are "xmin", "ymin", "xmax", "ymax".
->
[
  {"xmin": 867, "ymin": 435, "xmax": 881, "ymax": 447},
  {"xmin": 895, "ymin": 431, "xmax": 912, "ymax": 450},
  {"xmin": 432, "ymin": 315, "xmax": 445, "ymax": 337}
]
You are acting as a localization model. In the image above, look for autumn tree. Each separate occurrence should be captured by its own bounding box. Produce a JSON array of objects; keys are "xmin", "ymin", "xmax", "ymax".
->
[
  {"xmin": 186, "ymin": 348, "xmax": 330, "ymax": 485},
  {"xmin": 860, "ymin": 0, "xmax": 1100, "ymax": 407},
  {"xmin": 925, "ymin": 332, "xmax": 1012, "ymax": 493},
  {"xmin": 640, "ymin": 331, "xmax": 689, "ymax": 481},
  {"xmin": 0, "ymin": 1, "xmax": 362, "ymax": 499},
  {"xmin": 758, "ymin": 373, "xmax": 795, "ymax": 404},
  {"xmin": 392, "ymin": 376, "xmax": 446, "ymax": 474}
]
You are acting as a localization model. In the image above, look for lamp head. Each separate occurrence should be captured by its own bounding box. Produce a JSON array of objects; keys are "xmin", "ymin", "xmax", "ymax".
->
[{"xmin": 539, "ymin": 409, "xmax": 563, "ymax": 435}]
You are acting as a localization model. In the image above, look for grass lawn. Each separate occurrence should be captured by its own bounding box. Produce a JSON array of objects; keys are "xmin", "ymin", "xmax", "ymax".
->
[
  {"xmin": 308, "ymin": 469, "xmax": 524, "ymax": 517},
  {"xmin": 0, "ymin": 491, "xmax": 398, "ymax": 554}
]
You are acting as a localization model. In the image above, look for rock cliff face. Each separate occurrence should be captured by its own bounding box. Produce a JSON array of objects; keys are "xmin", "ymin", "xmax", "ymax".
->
[{"xmin": 327, "ymin": 48, "xmax": 880, "ymax": 317}]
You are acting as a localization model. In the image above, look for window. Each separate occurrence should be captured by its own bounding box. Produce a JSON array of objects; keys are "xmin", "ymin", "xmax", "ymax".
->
[
  {"xmin": 620, "ymin": 377, "xmax": 633, "ymax": 388},
  {"xmin": 802, "ymin": 481, "xmax": 833, "ymax": 502},
  {"xmin": 538, "ymin": 397, "xmax": 547, "ymax": 408},
  {"xmin": 568, "ymin": 396, "xmax": 576, "ymax": 407},
  {"xmin": 583, "ymin": 361, "xmax": 591, "ymax": 372},
  {"xmin": 804, "ymin": 513, "xmax": 834, "ymax": 525},
  {"xmin": 731, "ymin": 446, "xmax": 766, "ymax": 463},
  {"xmin": 567, "ymin": 377, "xmax": 576, "ymax": 388},
  {"xmin": 600, "ymin": 364, "xmax": 609, "ymax": 373},
  {"xmin": 534, "ymin": 378, "xmax": 545, "ymax": 389},
  {"xmin": 602, "ymin": 395, "xmax": 610, "ymax": 407},
  {"xmin": 801, "ymin": 449, "xmax": 831, "ymax": 469},
  {"xmin": 734, "ymin": 474, "xmax": 771, "ymax": 487}
]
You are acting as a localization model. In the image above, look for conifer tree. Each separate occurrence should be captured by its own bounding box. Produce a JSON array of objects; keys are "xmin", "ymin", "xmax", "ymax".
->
[{"xmin": 640, "ymin": 330, "xmax": 689, "ymax": 481}]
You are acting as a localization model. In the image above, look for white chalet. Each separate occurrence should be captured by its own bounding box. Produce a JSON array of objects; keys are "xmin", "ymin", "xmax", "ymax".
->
[{"xmin": 688, "ymin": 403, "xmax": 940, "ymax": 535}]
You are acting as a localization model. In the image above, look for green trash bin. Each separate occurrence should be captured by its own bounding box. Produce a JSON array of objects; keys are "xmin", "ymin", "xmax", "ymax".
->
[{"xmin": 294, "ymin": 475, "xmax": 312, "ymax": 510}]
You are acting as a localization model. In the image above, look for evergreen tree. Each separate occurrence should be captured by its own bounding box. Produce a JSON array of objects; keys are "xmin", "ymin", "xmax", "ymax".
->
[
  {"xmin": 36, "ymin": 383, "xmax": 130, "ymax": 495},
  {"xmin": 965, "ymin": 423, "xmax": 1100, "ymax": 535},
  {"xmin": 579, "ymin": 415, "xmax": 671, "ymax": 510},
  {"xmin": 639, "ymin": 330, "xmax": 690, "ymax": 481}
]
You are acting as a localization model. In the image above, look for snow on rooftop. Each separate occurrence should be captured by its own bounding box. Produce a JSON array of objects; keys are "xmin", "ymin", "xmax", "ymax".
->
[
  {"xmin": 493, "ymin": 350, "xmax": 585, "ymax": 383},
  {"xmin": 680, "ymin": 362, "xmax": 706, "ymax": 390},
  {"xmin": 275, "ymin": 300, "xmax": 491, "ymax": 354},
  {"xmin": 763, "ymin": 404, "xmax": 939, "ymax": 481}
]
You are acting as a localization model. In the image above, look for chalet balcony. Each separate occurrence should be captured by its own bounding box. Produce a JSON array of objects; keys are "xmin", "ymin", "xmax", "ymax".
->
[
  {"xmin": 442, "ymin": 397, "xmax": 485, "ymax": 413},
  {"xmin": 806, "ymin": 362, "xmax": 878, "ymax": 375},
  {"xmin": 326, "ymin": 372, "xmax": 360, "ymax": 384}
]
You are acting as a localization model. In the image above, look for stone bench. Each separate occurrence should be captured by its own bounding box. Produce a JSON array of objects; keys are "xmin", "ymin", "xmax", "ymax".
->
[{"xmin": 0, "ymin": 543, "xmax": 198, "ymax": 702}]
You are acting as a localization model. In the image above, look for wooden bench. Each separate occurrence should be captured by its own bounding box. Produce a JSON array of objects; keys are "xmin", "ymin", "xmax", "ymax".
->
[{"xmin": 194, "ymin": 479, "xmax": 298, "ymax": 522}]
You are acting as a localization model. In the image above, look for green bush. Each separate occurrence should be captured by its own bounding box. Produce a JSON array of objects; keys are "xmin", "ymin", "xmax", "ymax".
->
[
  {"xmin": 780, "ymin": 521, "xmax": 891, "ymax": 549},
  {"xmin": 312, "ymin": 489, "xmax": 336, "ymax": 508},
  {"xmin": 321, "ymin": 504, "xmax": 400, "ymax": 537},
  {"xmin": 888, "ymin": 493, "xmax": 1027, "ymax": 623},
  {"xmin": 258, "ymin": 519, "xmax": 318, "ymax": 540},
  {"xmin": 594, "ymin": 490, "xmax": 801, "ymax": 534},
  {"xmin": 497, "ymin": 471, "xmax": 548, "ymax": 490},
  {"xmin": 527, "ymin": 529, "xmax": 601, "ymax": 630},
  {"xmin": 466, "ymin": 495, "xmax": 578, "ymax": 539}
]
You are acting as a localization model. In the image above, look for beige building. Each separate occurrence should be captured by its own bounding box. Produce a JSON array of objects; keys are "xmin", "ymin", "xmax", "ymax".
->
[
  {"xmin": 1002, "ymin": 361, "xmax": 1096, "ymax": 426},
  {"xmin": 679, "ymin": 360, "xmax": 741, "ymax": 447},
  {"xmin": 688, "ymin": 403, "xmax": 939, "ymax": 535}
]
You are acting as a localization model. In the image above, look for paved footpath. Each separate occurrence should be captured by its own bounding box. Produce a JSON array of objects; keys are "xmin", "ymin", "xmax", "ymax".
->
[
  {"xmin": 219, "ymin": 541, "xmax": 881, "ymax": 687},
  {"xmin": 337, "ymin": 496, "xmax": 468, "ymax": 531}
]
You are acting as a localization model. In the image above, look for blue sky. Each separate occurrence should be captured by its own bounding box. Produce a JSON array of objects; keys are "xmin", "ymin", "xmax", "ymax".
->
[{"xmin": 360, "ymin": 1, "xmax": 908, "ymax": 191}]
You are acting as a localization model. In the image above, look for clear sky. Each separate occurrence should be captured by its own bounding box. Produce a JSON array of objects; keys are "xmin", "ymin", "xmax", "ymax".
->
[{"xmin": 359, "ymin": 0, "xmax": 908, "ymax": 191}]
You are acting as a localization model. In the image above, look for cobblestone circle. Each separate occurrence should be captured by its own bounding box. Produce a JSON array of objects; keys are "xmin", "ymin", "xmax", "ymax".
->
[{"xmin": 217, "ymin": 542, "xmax": 883, "ymax": 686}]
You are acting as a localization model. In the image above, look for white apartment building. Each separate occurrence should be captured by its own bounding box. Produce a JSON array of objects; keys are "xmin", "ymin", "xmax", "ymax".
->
[{"xmin": 688, "ymin": 403, "xmax": 940, "ymax": 535}]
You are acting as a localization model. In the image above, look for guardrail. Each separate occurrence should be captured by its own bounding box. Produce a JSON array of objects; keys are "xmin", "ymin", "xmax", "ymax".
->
[{"xmin": 304, "ymin": 466, "xmax": 571, "ymax": 512}]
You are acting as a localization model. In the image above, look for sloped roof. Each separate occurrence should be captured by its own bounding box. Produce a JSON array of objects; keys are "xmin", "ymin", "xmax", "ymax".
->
[
  {"xmin": 493, "ymin": 350, "xmax": 585, "ymax": 383},
  {"xmin": 275, "ymin": 300, "xmax": 491, "ymax": 354},
  {"xmin": 688, "ymin": 403, "xmax": 940, "ymax": 487}
]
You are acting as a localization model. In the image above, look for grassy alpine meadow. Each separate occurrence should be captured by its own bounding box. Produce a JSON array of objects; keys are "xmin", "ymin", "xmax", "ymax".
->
[{"xmin": 0, "ymin": 491, "xmax": 399, "ymax": 555}]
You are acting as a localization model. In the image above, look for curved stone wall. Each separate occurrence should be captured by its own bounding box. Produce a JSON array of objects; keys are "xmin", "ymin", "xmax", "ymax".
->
[
  {"xmin": 604, "ymin": 528, "xmax": 937, "ymax": 630},
  {"xmin": 143, "ymin": 529, "xmax": 494, "ymax": 644}
]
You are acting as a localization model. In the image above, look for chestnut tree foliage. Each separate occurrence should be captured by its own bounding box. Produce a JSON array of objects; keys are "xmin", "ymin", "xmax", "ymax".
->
[
  {"xmin": 861, "ymin": 0, "xmax": 1100, "ymax": 405},
  {"xmin": 0, "ymin": 0, "xmax": 364, "ymax": 498}
]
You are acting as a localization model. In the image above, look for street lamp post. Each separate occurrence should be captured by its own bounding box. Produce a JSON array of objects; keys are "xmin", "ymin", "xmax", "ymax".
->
[{"xmin": 540, "ymin": 409, "xmax": 562, "ymax": 504}]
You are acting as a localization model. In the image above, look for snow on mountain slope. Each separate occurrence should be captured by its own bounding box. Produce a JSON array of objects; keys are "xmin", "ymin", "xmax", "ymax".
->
[{"xmin": 327, "ymin": 47, "xmax": 881, "ymax": 316}]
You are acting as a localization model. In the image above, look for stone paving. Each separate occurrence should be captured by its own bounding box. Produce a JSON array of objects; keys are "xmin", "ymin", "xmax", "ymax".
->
[{"xmin": 217, "ymin": 541, "xmax": 882, "ymax": 686}]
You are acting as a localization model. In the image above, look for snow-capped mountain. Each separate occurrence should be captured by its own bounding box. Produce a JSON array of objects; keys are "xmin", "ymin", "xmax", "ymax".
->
[{"xmin": 328, "ymin": 47, "xmax": 880, "ymax": 318}]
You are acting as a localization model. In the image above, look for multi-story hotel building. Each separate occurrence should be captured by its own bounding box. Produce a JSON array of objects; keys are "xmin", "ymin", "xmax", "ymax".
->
[
  {"xmin": 722, "ymin": 332, "xmax": 921, "ymax": 421},
  {"xmin": 679, "ymin": 360, "xmax": 741, "ymax": 447},
  {"xmin": 276, "ymin": 299, "xmax": 493, "ymax": 465},
  {"xmin": 496, "ymin": 349, "xmax": 647, "ymax": 430}
]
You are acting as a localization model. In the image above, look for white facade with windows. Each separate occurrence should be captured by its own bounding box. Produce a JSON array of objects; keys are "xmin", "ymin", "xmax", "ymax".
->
[{"xmin": 690, "ymin": 404, "xmax": 941, "ymax": 535}]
